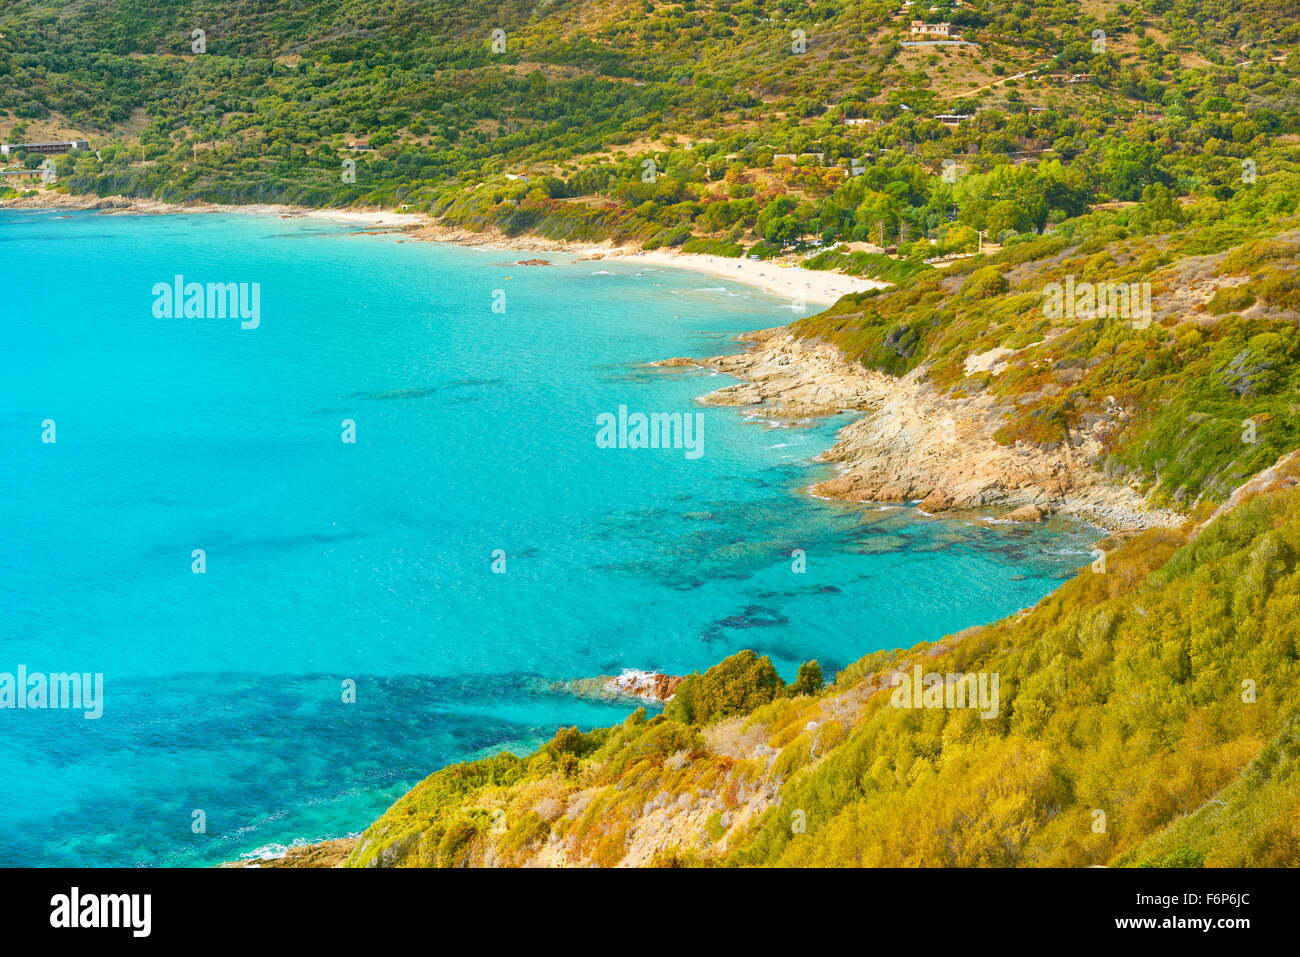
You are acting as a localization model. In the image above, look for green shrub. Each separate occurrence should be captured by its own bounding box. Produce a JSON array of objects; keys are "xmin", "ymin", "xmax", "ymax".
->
[
  {"xmin": 681, "ymin": 237, "xmax": 744, "ymax": 257},
  {"xmin": 665, "ymin": 650, "xmax": 782, "ymax": 725},
  {"xmin": 787, "ymin": 660, "xmax": 824, "ymax": 697},
  {"xmin": 958, "ymin": 265, "xmax": 1010, "ymax": 301},
  {"xmin": 1206, "ymin": 285, "xmax": 1257, "ymax": 315}
]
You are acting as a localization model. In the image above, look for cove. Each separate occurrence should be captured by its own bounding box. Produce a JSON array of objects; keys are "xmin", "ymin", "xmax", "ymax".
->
[{"xmin": 0, "ymin": 209, "xmax": 1099, "ymax": 866}]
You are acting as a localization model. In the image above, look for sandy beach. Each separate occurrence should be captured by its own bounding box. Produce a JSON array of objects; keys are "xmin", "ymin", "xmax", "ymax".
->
[
  {"xmin": 1, "ymin": 190, "xmax": 885, "ymax": 305},
  {"xmin": 601, "ymin": 248, "xmax": 887, "ymax": 304}
]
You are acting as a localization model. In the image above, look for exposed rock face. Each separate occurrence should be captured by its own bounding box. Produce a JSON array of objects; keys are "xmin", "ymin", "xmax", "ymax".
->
[
  {"xmin": 1004, "ymin": 503, "xmax": 1052, "ymax": 522},
  {"xmin": 548, "ymin": 669, "xmax": 684, "ymax": 704},
  {"xmin": 680, "ymin": 331, "xmax": 1183, "ymax": 532},
  {"xmin": 0, "ymin": 191, "xmax": 136, "ymax": 210},
  {"xmin": 223, "ymin": 837, "xmax": 357, "ymax": 868},
  {"xmin": 963, "ymin": 346, "xmax": 1018, "ymax": 376},
  {"xmin": 696, "ymin": 326, "xmax": 889, "ymax": 418},
  {"xmin": 1198, "ymin": 448, "xmax": 1300, "ymax": 535},
  {"xmin": 605, "ymin": 669, "xmax": 684, "ymax": 703}
]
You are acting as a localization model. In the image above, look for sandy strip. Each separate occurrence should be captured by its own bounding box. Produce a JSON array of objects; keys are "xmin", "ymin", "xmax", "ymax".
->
[
  {"xmin": 297, "ymin": 207, "xmax": 425, "ymax": 227},
  {"xmin": 156, "ymin": 202, "xmax": 425, "ymax": 228},
  {"xmin": 604, "ymin": 248, "xmax": 887, "ymax": 305},
  {"xmin": 0, "ymin": 192, "xmax": 426, "ymax": 227},
  {"xmin": 2, "ymin": 191, "xmax": 883, "ymax": 304}
]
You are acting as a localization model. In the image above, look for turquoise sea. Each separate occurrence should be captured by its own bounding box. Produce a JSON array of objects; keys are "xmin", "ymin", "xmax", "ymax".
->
[{"xmin": 0, "ymin": 210, "xmax": 1097, "ymax": 866}]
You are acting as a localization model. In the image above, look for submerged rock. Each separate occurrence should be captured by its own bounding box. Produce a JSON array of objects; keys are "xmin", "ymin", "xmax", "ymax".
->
[
  {"xmin": 852, "ymin": 534, "xmax": 909, "ymax": 554},
  {"xmin": 651, "ymin": 356, "xmax": 701, "ymax": 368}
]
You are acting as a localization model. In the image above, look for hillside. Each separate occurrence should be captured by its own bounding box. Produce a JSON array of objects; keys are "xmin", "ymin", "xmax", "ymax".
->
[
  {"xmin": 2, "ymin": 0, "xmax": 1298, "ymax": 256},
  {"xmin": 274, "ymin": 204, "xmax": 1300, "ymax": 868},
  {"xmin": 789, "ymin": 206, "xmax": 1300, "ymax": 513}
]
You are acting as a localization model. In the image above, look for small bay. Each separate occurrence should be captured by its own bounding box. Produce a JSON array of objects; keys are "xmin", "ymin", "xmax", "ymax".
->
[{"xmin": 0, "ymin": 211, "xmax": 1097, "ymax": 866}]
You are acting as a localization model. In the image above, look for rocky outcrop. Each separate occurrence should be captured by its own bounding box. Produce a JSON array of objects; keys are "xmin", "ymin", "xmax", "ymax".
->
[
  {"xmin": 695, "ymin": 326, "xmax": 891, "ymax": 419},
  {"xmin": 650, "ymin": 356, "xmax": 701, "ymax": 368},
  {"xmin": 549, "ymin": 669, "xmax": 684, "ymax": 704},
  {"xmin": 223, "ymin": 837, "xmax": 357, "ymax": 868},
  {"xmin": 0, "ymin": 191, "xmax": 137, "ymax": 210},
  {"xmin": 605, "ymin": 669, "xmax": 684, "ymax": 702},
  {"xmin": 675, "ymin": 331, "xmax": 1184, "ymax": 532},
  {"xmin": 1004, "ymin": 503, "xmax": 1052, "ymax": 522}
]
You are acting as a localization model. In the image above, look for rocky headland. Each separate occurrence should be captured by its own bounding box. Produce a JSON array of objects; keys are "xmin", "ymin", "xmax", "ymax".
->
[{"xmin": 657, "ymin": 327, "xmax": 1185, "ymax": 533}]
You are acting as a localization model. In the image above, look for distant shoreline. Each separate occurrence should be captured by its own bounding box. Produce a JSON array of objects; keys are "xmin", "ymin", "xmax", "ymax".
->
[{"xmin": 0, "ymin": 190, "xmax": 886, "ymax": 305}]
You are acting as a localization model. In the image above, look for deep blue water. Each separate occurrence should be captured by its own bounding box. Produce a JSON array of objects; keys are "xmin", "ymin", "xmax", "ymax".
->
[{"xmin": 0, "ymin": 210, "xmax": 1096, "ymax": 866}]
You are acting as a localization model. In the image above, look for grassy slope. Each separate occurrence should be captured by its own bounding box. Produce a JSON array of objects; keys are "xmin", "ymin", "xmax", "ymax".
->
[{"xmin": 333, "ymin": 195, "xmax": 1300, "ymax": 867}]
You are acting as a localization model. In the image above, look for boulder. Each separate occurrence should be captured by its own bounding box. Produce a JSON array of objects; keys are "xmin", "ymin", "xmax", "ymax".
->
[{"xmin": 1004, "ymin": 503, "xmax": 1052, "ymax": 522}]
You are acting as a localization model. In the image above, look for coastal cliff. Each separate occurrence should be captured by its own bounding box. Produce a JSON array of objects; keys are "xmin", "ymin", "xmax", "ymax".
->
[{"xmin": 669, "ymin": 225, "xmax": 1300, "ymax": 538}]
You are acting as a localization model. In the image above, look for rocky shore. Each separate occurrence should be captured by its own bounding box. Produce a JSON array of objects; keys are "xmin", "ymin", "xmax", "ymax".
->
[
  {"xmin": 659, "ymin": 327, "xmax": 1185, "ymax": 533},
  {"xmin": 224, "ymin": 837, "xmax": 358, "ymax": 868},
  {"xmin": 548, "ymin": 669, "xmax": 684, "ymax": 705}
]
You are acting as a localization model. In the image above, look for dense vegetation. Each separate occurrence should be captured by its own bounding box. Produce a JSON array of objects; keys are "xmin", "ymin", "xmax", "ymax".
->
[
  {"xmin": 793, "ymin": 187, "xmax": 1300, "ymax": 508},
  {"xmin": 2, "ymin": 0, "xmax": 1297, "ymax": 256}
]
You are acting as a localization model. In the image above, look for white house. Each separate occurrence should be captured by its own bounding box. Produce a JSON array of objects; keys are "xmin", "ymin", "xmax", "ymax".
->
[{"xmin": 909, "ymin": 21, "xmax": 953, "ymax": 37}]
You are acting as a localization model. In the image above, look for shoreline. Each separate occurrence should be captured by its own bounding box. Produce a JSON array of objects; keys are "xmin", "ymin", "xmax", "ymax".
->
[
  {"xmin": 595, "ymin": 247, "xmax": 886, "ymax": 304},
  {"xmin": 661, "ymin": 328, "xmax": 1187, "ymax": 535},
  {"xmin": 0, "ymin": 190, "xmax": 882, "ymax": 305}
]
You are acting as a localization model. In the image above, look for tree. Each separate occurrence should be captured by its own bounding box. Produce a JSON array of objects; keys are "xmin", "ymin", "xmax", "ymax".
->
[
  {"xmin": 666, "ymin": 650, "xmax": 782, "ymax": 724},
  {"xmin": 788, "ymin": 660, "xmax": 824, "ymax": 697},
  {"xmin": 1099, "ymin": 141, "xmax": 1168, "ymax": 201}
]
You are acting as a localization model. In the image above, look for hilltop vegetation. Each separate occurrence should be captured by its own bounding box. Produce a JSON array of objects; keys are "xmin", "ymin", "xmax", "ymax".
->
[{"xmin": 1, "ymin": 0, "xmax": 1297, "ymax": 257}]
